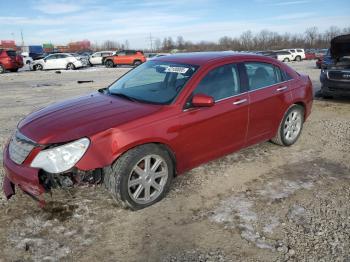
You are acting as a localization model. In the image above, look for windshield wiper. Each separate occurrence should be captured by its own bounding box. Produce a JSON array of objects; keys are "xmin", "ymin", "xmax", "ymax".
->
[{"xmin": 108, "ymin": 92, "xmax": 138, "ymax": 102}]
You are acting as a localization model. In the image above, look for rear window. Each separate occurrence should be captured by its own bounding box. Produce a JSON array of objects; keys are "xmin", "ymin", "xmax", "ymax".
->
[
  {"xmin": 245, "ymin": 62, "xmax": 283, "ymax": 90},
  {"xmin": 6, "ymin": 50, "xmax": 16, "ymax": 57}
]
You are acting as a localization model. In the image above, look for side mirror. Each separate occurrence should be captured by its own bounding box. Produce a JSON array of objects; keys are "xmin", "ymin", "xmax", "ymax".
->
[{"xmin": 192, "ymin": 94, "xmax": 214, "ymax": 107}]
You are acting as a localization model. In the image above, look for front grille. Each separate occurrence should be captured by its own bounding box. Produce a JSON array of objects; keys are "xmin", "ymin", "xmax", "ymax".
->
[
  {"xmin": 328, "ymin": 71, "xmax": 350, "ymax": 81},
  {"xmin": 8, "ymin": 131, "xmax": 36, "ymax": 165}
]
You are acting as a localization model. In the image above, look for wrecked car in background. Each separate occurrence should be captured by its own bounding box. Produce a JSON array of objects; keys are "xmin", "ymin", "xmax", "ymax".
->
[
  {"xmin": 320, "ymin": 34, "xmax": 350, "ymax": 98},
  {"xmin": 3, "ymin": 52, "xmax": 313, "ymax": 210}
]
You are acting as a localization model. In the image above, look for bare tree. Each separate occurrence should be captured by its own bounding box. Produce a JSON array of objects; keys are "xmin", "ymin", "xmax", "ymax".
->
[{"xmin": 305, "ymin": 27, "xmax": 318, "ymax": 48}]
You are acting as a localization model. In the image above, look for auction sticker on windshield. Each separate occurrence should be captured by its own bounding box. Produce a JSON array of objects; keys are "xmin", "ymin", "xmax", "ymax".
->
[{"xmin": 165, "ymin": 66, "xmax": 189, "ymax": 74}]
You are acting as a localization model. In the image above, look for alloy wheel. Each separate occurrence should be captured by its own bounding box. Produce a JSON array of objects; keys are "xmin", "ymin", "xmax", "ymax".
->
[
  {"xmin": 283, "ymin": 109, "xmax": 302, "ymax": 142},
  {"xmin": 127, "ymin": 155, "xmax": 168, "ymax": 205}
]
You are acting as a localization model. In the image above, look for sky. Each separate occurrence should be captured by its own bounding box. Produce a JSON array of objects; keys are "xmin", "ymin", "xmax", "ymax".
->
[{"xmin": 0, "ymin": 0, "xmax": 349, "ymax": 48}]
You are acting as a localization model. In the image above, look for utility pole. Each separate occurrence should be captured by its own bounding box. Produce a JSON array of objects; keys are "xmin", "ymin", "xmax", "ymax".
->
[
  {"xmin": 149, "ymin": 33, "xmax": 153, "ymax": 51},
  {"xmin": 20, "ymin": 29, "xmax": 24, "ymax": 48}
]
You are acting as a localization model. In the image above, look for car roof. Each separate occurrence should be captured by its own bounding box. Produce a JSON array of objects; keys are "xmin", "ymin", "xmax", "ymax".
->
[{"xmin": 153, "ymin": 51, "xmax": 273, "ymax": 66}]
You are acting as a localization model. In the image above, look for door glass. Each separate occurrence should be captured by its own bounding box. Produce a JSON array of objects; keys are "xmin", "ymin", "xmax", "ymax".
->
[
  {"xmin": 244, "ymin": 62, "xmax": 282, "ymax": 90},
  {"xmin": 192, "ymin": 64, "xmax": 241, "ymax": 101}
]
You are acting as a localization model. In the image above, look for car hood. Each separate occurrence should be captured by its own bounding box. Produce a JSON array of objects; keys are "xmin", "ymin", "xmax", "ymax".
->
[
  {"xmin": 18, "ymin": 92, "xmax": 162, "ymax": 144},
  {"xmin": 330, "ymin": 34, "xmax": 350, "ymax": 59}
]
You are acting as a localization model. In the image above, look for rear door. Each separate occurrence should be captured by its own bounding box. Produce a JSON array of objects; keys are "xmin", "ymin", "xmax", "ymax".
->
[
  {"xmin": 176, "ymin": 62, "xmax": 249, "ymax": 170},
  {"xmin": 243, "ymin": 61, "xmax": 293, "ymax": 145},
  {"xmin": 56, "ymin": 54, "xmax": 69, "ymax": 68}
]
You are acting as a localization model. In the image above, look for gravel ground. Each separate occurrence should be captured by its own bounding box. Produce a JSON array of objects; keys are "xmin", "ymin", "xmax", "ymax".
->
[{"xmin": 0, "ymin": 60, "xmax": 349, "ymax": 262}]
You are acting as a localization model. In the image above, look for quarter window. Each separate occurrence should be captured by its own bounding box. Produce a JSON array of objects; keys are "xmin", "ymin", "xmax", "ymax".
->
[
  {"xmin": 192, "ymin": 64, "xmax": 241, "ymax": 101},
  {"xmin": 244, "ymin": 62, "xmax": 283, "ymax": 90}
]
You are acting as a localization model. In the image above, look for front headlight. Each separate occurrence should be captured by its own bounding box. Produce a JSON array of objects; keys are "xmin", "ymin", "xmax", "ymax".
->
[{"xmin": 31, "ymin": 138, "xmax": 90, "ymax": 173}]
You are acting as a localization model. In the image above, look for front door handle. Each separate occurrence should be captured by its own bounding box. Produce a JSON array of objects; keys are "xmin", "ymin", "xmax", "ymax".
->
[
  {"xmin": 276, "ymin": 86, "xmax": 288, "ymax": 92},
  {"xmin": 233, "ymin": 98, "xmax": 247, "ymax": 105}
]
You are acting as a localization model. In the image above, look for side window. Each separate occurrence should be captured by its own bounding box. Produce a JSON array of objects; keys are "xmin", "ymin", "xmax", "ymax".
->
[
  {"xmin": 244, "ymin": 62, "xmax": 281, "ymax": 90},
  {"xmin": 290, "ymin": 50, "xmax": 296, "ymax": 53},
  {"xmin": 281, "ymin": 70, "xmax": 293, "ymax": 81},
  {"xmin": 118, "ymin": 51, "xmax": 126, "ymax": 56},
  {"xmin": 126, "ymin": 51, "xmax": 136, "ymax": 56},
  {"xmin": 45, "ymin": 55, "xmax": 56, "ymax": 60},
  {"xmin": 297, "ymin": 49, "xmax": 303, "ymax": 53},
  {"xmin": 94, "ymin": 53, "xmax": 102, "ymax": 57},
  {"xmin": 192, "ymin": 64, "xmax": 241, "ymax": 101}
]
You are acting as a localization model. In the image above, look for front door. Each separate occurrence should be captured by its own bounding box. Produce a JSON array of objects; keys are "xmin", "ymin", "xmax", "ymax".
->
[{"xmin": 176, "ymin": 63, "xmax": 249, "ymax": 171}]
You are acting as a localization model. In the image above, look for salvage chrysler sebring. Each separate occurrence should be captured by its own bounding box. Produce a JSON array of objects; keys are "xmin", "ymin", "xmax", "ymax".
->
[{"xmin": 3, "ymin": 52, "xmax": 313, "ymax": 210}]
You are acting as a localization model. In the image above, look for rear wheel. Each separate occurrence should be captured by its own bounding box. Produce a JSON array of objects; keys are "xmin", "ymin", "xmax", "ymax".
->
[
  {"xmin": 105, "ymin": 60, "xmax": 114, "ymax": 68},
  {"xmin": 295, "ymin": 56, "xmax": 301, "ymax": 62},
  {"xmin": 271, "ymin": 105, "xmax": 304, "ymax": 146},
  {"xmin": 133, "ymin": 60, "xmax": 142, "ymax": 67},
  {"xmin": 283, "ymin": 58, "xmax": 290, "ymax": 62},
  {"xmin": 0, "ymin": 65, "xmax": 5, "ymax": 74},
  {"xmin": 66, "ymin": 63, "xmax": 75, "ymax": 70},
  {"xmin": 103, "ymin": 144, "xmax": 174, "ymax": 210}
]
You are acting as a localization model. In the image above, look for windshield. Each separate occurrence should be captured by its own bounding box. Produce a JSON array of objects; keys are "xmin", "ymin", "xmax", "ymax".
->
[{"xmin": 108, "ymin": 61, "xmax": 198, "ymax": 104}]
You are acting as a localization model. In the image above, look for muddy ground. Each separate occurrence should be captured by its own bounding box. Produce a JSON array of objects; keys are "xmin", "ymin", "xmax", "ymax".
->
[{"xmin": 0, "ymin": 60, "xmax": 349, "ymax": 262}]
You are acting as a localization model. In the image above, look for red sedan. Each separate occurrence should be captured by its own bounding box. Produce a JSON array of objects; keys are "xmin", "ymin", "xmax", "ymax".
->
[{"xmin": 3, "ymin": 52, "xmax": 313, "ymax": 210}]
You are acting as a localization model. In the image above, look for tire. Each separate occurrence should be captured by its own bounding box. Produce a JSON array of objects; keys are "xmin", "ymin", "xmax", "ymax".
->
[
  {"xmin": 271, "ymin": 104, "xmax": 304, "ymax": 146},
  {"xmin": 133, "ymin": 60, "xmax": 142, "ymax": 67},
  {"xmin": 0, "ymin": 65, "xmax": 5, "ymax": 74},
  {"xmin": 295, "ymin": 56, "xmax": 301, "ymax": 62},
  {"xmin": 105, "ymin": 60, "xmax": 114, "ymax": 68},
  {"xmin": 103, "ymin": 144, "xmax": 174, "ymax": 210},
  {"xmin": 283, "ymin": 58, "xmax": 290, "ymax": 62},
  {"xmin": 321, "ymin": 88, "xmax": 333, "ymax": 99},
  {"xmin": 34, "ymin": 64, "xmax": 43, "ymax": 71},
  {"xmin": 66, "ymin": 63, "xmax": 75, "ymax": 70}
]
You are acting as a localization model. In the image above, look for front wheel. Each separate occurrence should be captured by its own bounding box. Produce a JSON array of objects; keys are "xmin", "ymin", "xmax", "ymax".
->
[
  {"xmin": 66, "ymin": 63, "xmax": 75, "ymax": 70},
  {"xmin": 271, "ymin": 105, "xmax": 304, "ymax": 146},
  {"xmin": 34, "ymin": 64, "xmax": 43, "ymax": 71},
  {"xmin": 103, "ymin": 144, "xmax": 174, "ymax": 210},
  {"xmin": 133, "ymin": 60, "xmax": 142, "ymax": 67}
]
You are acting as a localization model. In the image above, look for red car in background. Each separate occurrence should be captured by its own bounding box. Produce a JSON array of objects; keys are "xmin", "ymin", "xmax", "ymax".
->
[
  {"xmin": 0, "ymin": 49, "xmax": 23, "ymax": 73},
  {"xmin": 3, "ymin": 52, "xmax": 313, "ymax": 210}
]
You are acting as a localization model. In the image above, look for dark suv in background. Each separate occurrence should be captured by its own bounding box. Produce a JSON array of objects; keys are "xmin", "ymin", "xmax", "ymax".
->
[
  {"xmin": 320, "ymin": 34, "xmax": 350, "ymax": 98},
  {"xmin": 0, "ymin": 49, "xmax": 24, "ymax": 74}
]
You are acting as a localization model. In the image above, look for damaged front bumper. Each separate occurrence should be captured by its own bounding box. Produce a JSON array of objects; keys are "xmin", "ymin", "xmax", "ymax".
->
[
  {"xmin": 3, "ymin": 143, "xmax": 103, "ymax": 207},
  {"xmin": 3, "ymin": 144, "xmax": 46, "ymax": 205}
]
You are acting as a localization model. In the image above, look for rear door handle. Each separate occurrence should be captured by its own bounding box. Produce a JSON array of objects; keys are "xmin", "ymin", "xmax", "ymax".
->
[
  {"xmin": 233, "ymin": 98, "xmax": 247, "ymax": 105},
  {"xmin": 276, "ymin": 86, "xmax": 288, "ymax": 92}
]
